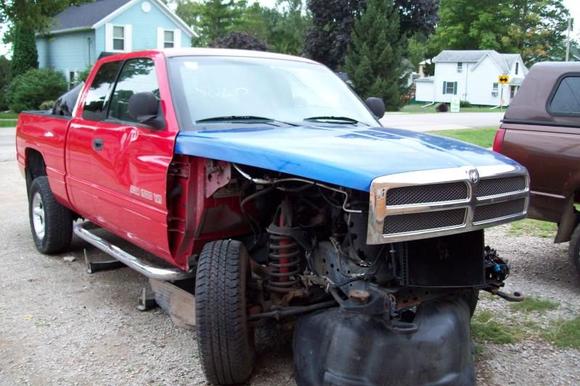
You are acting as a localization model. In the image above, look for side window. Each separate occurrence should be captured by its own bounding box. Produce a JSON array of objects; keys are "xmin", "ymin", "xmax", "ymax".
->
[
  {"xmin": 82, "ymin": 61, "xmax": 122, "ymax": 121},
  {"xmin": 108, "ymin": 58, "xmax": 159, "ymax": 123},
  {"xmin": 550, "ymin": 76, "xmax": 580, "ymax": 115}
]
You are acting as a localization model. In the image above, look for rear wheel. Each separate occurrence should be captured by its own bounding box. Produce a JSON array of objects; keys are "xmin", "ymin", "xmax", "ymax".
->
[
  {"xmin": 195, "ymin": 240, "xmax": 255, "ymax": 385},
  {"xmin": 28, "ymin": 176, "xmax": 73, "ymax": 254},
  {"xmin": 568, "ymin": 224, "xmax": 580, "ymax": 278}
]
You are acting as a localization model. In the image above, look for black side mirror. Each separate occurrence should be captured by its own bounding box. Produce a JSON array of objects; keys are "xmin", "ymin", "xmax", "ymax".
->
[
  {"xmin": 128, "ymin": 92, "xmax": 164, "ymax": 129},
  {"xmin": 366, "ymin": 97, "xmax": 385, "ymax": 118}
]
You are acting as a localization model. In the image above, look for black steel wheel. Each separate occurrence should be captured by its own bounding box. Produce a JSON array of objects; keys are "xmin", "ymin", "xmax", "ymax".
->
[
  {"xmin": 28, "ymin": 176, "xmax": 73, "ymax": 254},
  {"xmin": 195, "ymin": 239, "xmax": 255, "ymax": 385}
]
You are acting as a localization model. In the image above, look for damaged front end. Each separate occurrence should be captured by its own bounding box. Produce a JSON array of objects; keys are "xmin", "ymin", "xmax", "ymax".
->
[{"xmin": 210, "ymin": 162, "xmax": 529, "ymax": 386}]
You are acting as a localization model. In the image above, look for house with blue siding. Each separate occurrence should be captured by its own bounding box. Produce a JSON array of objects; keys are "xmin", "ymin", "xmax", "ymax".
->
[{"xmin": 36, "ymin": 0, "xmax": 194, "ymax": 85}]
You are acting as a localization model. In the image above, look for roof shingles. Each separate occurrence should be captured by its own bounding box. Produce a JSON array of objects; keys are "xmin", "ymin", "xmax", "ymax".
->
[{"xmin": 50, "ymin": 0, "xmax": 131, "ymax": 32}]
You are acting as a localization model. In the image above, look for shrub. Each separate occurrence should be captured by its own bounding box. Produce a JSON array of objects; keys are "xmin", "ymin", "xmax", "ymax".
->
[
  {"xmin": 78, "ymin": 66, "xmax": 92, "ymax": 83},
  {"xmin": 7, "ymin": 69, "xmax": 67, "ymax": 112},
  {"xmin": 39, "ymin": 100, "xmax": 55, "ymax": 110},
  {"xmin": 460, "ymin": 101, "xmax": 472, "ymax": 108},
  {"xmin": 436, "ymin": 103, "xmax": 449, "ymax": 112}
]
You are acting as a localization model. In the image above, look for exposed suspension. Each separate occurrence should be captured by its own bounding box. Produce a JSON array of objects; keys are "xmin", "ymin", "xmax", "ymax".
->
[{"xmin": 266, "ymin": 199, "xmax": 302, "ymax": 293}]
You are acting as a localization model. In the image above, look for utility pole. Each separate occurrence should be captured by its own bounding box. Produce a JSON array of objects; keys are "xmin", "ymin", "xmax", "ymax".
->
[{"xmin": 566, "ymin": 17, "xmax": 573, "ymax": 62}]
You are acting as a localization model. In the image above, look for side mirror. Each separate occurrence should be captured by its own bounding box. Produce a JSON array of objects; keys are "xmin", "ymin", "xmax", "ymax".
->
[
  {"xmin": 366, "ymin": 97, "xmax": 385, "ymax": 118},
  {"xmin": 128, "ymin": 92, "xmax": 163, "ymax": 129}
]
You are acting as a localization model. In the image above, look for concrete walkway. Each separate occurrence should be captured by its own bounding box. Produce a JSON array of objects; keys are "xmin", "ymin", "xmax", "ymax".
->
[
  {"xmin": 380, "ymin": 112, "xmax": 504, "ymax": 132},
  {"xmin": 0, "ymin": 127, "xmax": 16, "ymax": 162}
]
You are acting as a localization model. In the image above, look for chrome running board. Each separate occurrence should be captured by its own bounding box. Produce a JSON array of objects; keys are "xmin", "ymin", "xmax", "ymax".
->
[{"xmin": 73, "ymin": 222, "xmax": 194, "ymax": 281}]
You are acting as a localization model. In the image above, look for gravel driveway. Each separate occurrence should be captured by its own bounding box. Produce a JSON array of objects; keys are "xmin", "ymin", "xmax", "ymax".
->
[{"xmin": 0, "ymin": 158, "xmax": 578, "ymax": 385}]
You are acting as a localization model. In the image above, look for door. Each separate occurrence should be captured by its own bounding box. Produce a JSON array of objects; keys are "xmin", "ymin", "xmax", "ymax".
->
[
  {"xmin": 66, "ymin": 60, "xmax": 122, "ymax": 217},
  {"xmin": 67, "ymin": 56, "xmax": 177, "ymax": 259}
]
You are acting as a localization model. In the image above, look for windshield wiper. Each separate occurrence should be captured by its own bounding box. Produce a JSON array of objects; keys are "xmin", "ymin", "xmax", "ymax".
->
[
  {"xmin": 196, "ymin": 115, "xmax": 296, "ymax": 126},
  {"xmin": 303, "ymin": 116, "xmax": 368, "ymax": 125}
]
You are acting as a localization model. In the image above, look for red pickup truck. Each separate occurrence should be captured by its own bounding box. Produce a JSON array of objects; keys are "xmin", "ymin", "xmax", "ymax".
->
[{"xmin": 17, "ymin": 49, "xmax": 529, "ymax": 386}]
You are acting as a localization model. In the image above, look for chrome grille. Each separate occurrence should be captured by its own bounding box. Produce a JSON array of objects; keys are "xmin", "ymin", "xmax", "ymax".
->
[
  {"xmin": 386, "ymin": 182, "xmax": 468, "ymax": 206},
  {"xmin": 474, "ymin": 199, "xmax": 526, "ymax": 224},
  {"xmin": 367, "ymin": 165, "xmax": 529, "ymax": 244},
  {"xmin": 383, "ymin": 209, "xmax": 466, "ymax": 234},
  {"xmin": 476, "ymin": 176, "xmax": 526, "ymax": 198}
]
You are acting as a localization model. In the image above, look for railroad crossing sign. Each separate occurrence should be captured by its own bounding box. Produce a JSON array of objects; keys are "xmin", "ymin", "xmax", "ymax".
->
[{"xmin": 498, "ymin": 74, "xmax": 510, "ymax": 85}]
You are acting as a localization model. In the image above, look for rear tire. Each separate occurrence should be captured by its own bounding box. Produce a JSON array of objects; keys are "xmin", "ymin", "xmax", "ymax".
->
[
  {"xmin": 195, "ymin": 240, "xmax": 255, "ymax": 385},
  {"xmin": 28, "ymin": 176, "xmax": 73, "ymax": 254},
  {"xmin": 568, "ymin": 224, "xmax": 580, "ymax": 278}
]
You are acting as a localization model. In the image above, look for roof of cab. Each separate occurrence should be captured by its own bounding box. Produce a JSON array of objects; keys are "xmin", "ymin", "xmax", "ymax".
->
[{"xmin": 160, "ymin": 48, "xmax": 319, "ymax": 64}]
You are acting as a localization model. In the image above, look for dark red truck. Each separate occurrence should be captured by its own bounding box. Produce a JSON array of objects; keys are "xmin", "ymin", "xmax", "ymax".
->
[
  {"xmin": 495, "ymin": 62, "xmax": 580, "ymax": 277},
  {"xmin": 17, "ymin": 48, "xmax": 529, "ymax": 386}
]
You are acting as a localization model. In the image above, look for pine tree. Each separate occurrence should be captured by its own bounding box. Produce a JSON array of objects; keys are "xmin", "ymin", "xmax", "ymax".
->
[
  {"xmin": 344, "ymin": 0, "xmax": 403, "ymax": 111},
  {"xmin": 11, "ymin": 23, "xmax": 38, "ymax": 78}
]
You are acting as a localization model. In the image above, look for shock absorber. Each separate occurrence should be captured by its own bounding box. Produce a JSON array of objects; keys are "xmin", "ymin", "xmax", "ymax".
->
[{"xmin": 266, "ymin": 200, "xmax": 301, "ymax": 293}]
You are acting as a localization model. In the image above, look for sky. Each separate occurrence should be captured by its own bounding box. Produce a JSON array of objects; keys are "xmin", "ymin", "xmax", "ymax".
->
[{"xmin": 1, "ymin": 0, "xmax": 579, "ymax": 58}]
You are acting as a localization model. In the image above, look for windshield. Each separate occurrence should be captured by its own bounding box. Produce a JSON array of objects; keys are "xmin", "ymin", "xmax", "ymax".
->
[{"xmin": 168, "ymin": 56, "xmax": 379, "ymax": 129}]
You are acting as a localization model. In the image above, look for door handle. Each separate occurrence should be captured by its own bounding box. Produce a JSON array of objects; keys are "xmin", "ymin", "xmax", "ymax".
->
[{"xmin": 92, "ymin": 138, "xmax": 104, "ymax": 151}]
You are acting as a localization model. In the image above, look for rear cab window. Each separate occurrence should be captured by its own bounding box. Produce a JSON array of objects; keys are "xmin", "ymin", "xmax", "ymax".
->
[{"xmin": 549, "ymin": 76, "xmax": 580, "ymax": 116}]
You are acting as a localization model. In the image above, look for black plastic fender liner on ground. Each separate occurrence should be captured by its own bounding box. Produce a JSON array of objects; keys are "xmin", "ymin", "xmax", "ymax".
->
[{"xmin": 293, "ymin": 297, "xmax": 475, "ymax": 386}]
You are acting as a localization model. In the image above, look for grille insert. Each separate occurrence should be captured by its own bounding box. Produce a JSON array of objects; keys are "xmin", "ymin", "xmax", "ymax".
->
[
  {"xmin": 474, "ymin": 199, "xmax": 526, "ymax": 223},
  {"xmin": 476, "ymin": 176, "xmax": 526, "ymax": 198},
  {"xmin": 383, "ymin": 208, "xmax": 466, "ymax": 234},
  {"xmin": 386, "ymin": 182, "xmax": 468, "ymax": 206}
]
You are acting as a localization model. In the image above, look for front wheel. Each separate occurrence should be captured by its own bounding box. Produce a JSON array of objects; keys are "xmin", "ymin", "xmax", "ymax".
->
[
  {"xmin": 28, "ymin": 176, "xmax": 73, "ymax": 254},
  {"xmin": 195, "ymin": 240, "xmax": 255, "ymax": 385}
]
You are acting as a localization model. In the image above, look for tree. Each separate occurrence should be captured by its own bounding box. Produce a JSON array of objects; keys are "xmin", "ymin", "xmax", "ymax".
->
[
  {"xmin": 210, "ymin": 31, "xmax": 268, "ymax": 50},
  {"xmin": 176, "ymin": 0, "xmax": 310, "ymax": 55},
  {"xmin": 0, "ymin": 0, "xmax": 89, "ymax": 31},
  {"xmin": 10, "ymin": 23, "xmax": 38, "ymax": 78},
  {"xmin": 304, "ymin": 0, "xmax": 366, "ymax": 71},
  {"xmin": 345, "ymin": 0, "xmax": 403, "ymax": 110},
  {"xmin": 0, "ymin": 1, "xmax": 90, "ymax": 77},
  {"xmin": 0, "ymin": 55, "xmax": 10, "ymax": 110},
  {"xmin": 264, "ymin": 0, "xmax": 310, "ymax": 55},
  {"xmin": 429, "ymin": 0, "xmax": 570, "ymax": 65},
  {"xmin": 305, "ymin": 0, "xmax": 438, "ymax": 70},
  {"xmin": 176, "ymin": 0, "xmax": 247, "ymax": 47}
]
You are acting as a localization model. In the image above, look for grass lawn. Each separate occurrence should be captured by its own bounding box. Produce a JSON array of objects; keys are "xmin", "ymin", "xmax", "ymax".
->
[
  {"xmin": 400, "ymin": 104, "xmax": 503, "ymax": 114},
  {"xmin": 511, "ymin": 296, "xmax": 560, "ymax": 313},
  {"xmin": 0, "ymin": 120, "xmax": 17, "ymax": 128},
  {"xmin": 509, "ymin": 219, "xmax": 557, "ymax": 238},
  {"xmin": 543, "ymin": 317, "xmax": 580, "ymax": 349},
  {"xmin": 0, "ymin": 112, "xmax": 18, "ymax": 119},
  {"xmin": 471, "ymin": 310, "xmax": 522, "ymax": 344},
  {"xmin": 430, "ymin": 127, "xmax": 497, "ymax": 148}
]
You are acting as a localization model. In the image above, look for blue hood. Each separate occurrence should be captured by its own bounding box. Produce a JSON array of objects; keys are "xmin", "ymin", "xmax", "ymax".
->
[{"xmin": 175, "ymin": 125, "xmax": 519, "ymax": 192}]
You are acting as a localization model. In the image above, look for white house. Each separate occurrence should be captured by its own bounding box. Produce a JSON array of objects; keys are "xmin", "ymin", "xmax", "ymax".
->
[{"xmin": 415, "ymin": 50, "xmax": 528, "ymax": 106}]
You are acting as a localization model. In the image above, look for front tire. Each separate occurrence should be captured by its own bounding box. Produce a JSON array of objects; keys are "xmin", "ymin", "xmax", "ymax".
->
[
  {"xmin": 28, "ymin": 176, "xmax": 73, "ymax": 254},
  {"xmin": 195, "ymin": 240, "xmax": 255, "ymax": 385}
]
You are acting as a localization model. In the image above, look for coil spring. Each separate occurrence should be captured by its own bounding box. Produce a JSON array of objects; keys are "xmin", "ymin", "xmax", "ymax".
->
[{"xmin": 266, "ymin": 233, "xmax": 301, "ymax": 293}]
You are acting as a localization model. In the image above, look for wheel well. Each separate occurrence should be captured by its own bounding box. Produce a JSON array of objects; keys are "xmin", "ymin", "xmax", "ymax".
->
[{"xmin": 25, "ymin": 149, "xmax": 46, "ymax": 192}]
